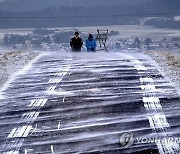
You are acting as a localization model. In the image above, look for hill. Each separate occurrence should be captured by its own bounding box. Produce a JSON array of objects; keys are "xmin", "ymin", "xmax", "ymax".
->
[{"xmin": 0, "ymin": 0, "xmax": 153, "ymax": 12}]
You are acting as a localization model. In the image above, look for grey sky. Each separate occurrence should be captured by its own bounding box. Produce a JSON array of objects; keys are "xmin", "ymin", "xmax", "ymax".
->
[
  {"xmin": 0, "ymin": 0, "xmax": 154, "ymax": 12},
  {"xmin": 0, "ymin": 0, "xmax": 151, "ymax": 5}
]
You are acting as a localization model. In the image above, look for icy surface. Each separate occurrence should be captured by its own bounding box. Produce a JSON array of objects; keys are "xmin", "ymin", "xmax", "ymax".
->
[{"xmin": 0, "ymin": 52, "xmax": 179, "ymax": 153}]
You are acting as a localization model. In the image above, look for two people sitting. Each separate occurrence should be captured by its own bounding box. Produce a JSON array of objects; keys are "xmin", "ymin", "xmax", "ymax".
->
[{"xmin": 70, "ymin": 32, "xmax": 97, "ymax": 52}]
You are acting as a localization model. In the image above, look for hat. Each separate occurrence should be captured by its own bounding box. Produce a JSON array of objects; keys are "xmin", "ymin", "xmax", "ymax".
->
[
  {"xmin": 75, "ymin": 31, "xmax": 79, "ymax": 35},
  {"xmin": 89, "ymin": 34, "xmax": 93, "ymax": 38}
]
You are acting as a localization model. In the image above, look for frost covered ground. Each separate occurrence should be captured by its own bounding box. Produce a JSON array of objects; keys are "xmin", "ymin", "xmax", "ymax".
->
[
  {"xmin": 144, "ymin": 50, "xmax": 180, "ymax": 91},
  {"xmin": 0, "ymin": 50, "xmax": 39, "ymax": 88}
]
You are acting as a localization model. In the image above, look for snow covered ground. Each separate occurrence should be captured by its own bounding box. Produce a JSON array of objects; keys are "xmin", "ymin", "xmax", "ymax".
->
[
  {"xmin": 174, "ymin": 16, "xmax": 180, "ymax": 21},
  {"xmin": 144, "ymin": 50, "xmax": 180, "ymax": 91},
  {"xmin": 0, "ymin": 50, "xmax": 39, "ymax": 88}
]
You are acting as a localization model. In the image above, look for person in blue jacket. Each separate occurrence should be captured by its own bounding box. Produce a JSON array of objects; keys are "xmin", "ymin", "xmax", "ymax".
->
[{"xmin": 86, "ymin": 34, "xmax": 97, "ymax": 52}]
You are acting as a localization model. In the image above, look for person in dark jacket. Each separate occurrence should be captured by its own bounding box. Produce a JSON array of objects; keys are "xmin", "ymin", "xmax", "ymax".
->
[
  {"xmin": 86, "ymin": 34, "xmax": 97, "ymax": 52},
  {"xmin": 70, "ymin": 32, "xmax": 83, "ymax": 51}
]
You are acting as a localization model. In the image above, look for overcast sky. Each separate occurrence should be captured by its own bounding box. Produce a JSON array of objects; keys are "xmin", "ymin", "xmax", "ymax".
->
[
  {"xmin": 0, "ymin": 0, "xmax": 153, "ymax": 11},
  {"xmin": 0, "ymin": 0, "xmax": 151, "ymax": 5},
  {"xmin": 1, "ymin": 0, "xmax": 178, "ymax": 13}
]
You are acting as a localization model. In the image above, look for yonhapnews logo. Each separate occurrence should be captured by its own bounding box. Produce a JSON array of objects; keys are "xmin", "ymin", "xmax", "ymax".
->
[
  {"xmin": 120, "ymin": 132, "xmax": 180, "ymax": 148},
  {"xmin": 119, "ymin": 132, "xmax": 134, "ymax": 148}
]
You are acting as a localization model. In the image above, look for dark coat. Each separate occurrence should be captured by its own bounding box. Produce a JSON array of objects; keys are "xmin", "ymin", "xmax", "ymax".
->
[{"xmin": 70, "ymin": 37, "xmax": 83, "ymax": 51}]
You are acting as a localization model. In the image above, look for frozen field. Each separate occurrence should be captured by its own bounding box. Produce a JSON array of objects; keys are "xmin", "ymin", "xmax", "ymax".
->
[
  {"xmin": 144, "ymin": 50, "xmax": 180, "ymax": 92},
  {"xmin": 0, "ymin": 51, "xmax": 39, "ymax": 88},
  {"xmin": 78, "ymin": 25, "xmax": 180, "ymax": 40},
  {"xmin": 1, "ymin": 25, "xmax": 180, "ymax": 40}
]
